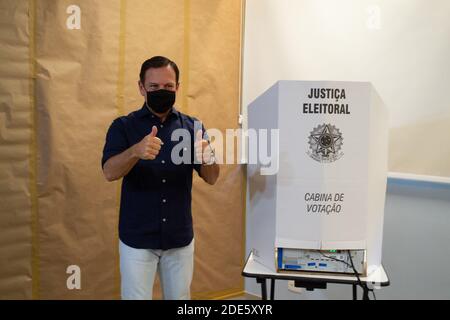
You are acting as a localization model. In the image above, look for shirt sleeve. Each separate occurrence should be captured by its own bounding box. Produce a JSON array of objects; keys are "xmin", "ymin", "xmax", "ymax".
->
[{"xmin": 101, "ymin": 117, "xmax": 130, "ymax": 169}]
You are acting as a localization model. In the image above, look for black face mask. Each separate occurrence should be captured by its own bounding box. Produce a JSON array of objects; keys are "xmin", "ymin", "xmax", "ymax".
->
[{"xmin": 146, "ymin": 89, "xmax": 176, "ymax": 114}]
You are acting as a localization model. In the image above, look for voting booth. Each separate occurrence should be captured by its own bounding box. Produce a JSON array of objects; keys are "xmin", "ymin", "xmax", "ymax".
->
[{"xmin": 247, "ymin": 81, "xmax": 388, "ymax": 276}]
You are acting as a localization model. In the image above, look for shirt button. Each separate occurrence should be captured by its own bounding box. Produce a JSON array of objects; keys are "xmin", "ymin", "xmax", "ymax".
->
[
  {"xmin": 162, "ymin": 218, "xmax": 167, "ymax": 222},
  {"xmin": 162, "ymin": 199, "xmax": 166, "ymax": 203},
  {"xmin": 160, "ymin": 124, "xmax": 164, "ymax": 128},
  {"xmin": 162, "ymin": 179, "xmax": 166, "ymax": 183},
  {"xmin": 161, "ymin": 160, "xmax": 165, "ymax": 164}
]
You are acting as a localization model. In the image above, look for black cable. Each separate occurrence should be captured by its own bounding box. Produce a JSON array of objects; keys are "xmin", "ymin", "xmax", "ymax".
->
[
  {"xmin": 319, "ymin": 252, "xmax": 364, "ymax": 287},
  {"xmin": 319, "ymin": 252, "xmax": 353, "ymax": 269},
  {"xmin": 319, "ymin": 251, "xmax": 375, "ymax": 300},
  {"xmin": 347, "ymin": 251, "xmax": 376, "ymax": 300},
  {"xmin": 346, "ymin": 251, "xmax": 369, "ymax": 299}
]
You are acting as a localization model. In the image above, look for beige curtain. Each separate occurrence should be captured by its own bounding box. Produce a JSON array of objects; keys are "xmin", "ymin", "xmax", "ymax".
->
[{"xmin": 0, "ymin": 0, "xmax": 244, "ymax": 299}]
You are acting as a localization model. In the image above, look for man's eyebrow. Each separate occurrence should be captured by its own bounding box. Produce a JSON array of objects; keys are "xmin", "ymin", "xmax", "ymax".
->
[{"xmin": 148, "ymin": 82, "xmax": 175, "ymax": 85}]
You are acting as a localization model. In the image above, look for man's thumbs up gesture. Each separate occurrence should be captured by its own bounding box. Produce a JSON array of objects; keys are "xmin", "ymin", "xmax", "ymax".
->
[
  {"xmin": 195, "ymin": 130, "xmax": 214, "ymax": 165},
  {"xmin": 132, "ymin": 125, "xmax": 163, "ymax": 160}
]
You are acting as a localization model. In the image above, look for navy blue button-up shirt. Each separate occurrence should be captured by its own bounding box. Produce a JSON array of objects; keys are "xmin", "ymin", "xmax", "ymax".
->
[{"xmin": 102, "ymin": 104, "xmax": 205, "ymax": 250}]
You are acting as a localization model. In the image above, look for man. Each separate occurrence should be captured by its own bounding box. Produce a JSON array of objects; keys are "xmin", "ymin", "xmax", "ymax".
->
[{"xmin": 101, "ymin": 56, "xmax": 220, "ymax": 300}]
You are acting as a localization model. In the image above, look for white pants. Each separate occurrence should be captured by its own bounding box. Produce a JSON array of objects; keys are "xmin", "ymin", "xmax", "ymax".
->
[{"xmin": 119, "ymin": 239, "xmax": 194, "ymax": 300}]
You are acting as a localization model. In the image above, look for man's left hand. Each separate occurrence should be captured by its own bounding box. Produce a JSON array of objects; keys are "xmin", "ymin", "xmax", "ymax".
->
[{"xmin": 195, "ymin": 130, "xmax": 214, "ymax": 165}]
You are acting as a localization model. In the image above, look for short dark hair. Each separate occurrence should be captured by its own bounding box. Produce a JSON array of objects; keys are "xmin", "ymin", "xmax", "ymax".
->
[{"xmin": 139, "ymin": 56, "xmax": 180, "ymax": 85}]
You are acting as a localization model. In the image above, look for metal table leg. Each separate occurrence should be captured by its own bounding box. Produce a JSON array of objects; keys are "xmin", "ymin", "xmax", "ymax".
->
[
  {"xmin": 270, "ymin": 279, "xmax": 275, "ymax": 300},
  {"xmin": 256, "ymin": 277, "xmax": 267, "ymax": 300}
]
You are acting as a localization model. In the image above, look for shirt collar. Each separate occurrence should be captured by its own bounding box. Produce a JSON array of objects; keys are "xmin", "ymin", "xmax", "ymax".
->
[{"xmin": 136, "ymin": 103, "xmax": 180, "ymax": 120}]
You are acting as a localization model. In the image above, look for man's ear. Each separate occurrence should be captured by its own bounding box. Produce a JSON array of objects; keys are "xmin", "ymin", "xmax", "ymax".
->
[
  {"xmin": 138, "ymin": 80, "xmax": 146, "ymax": 96},
  {"xmin": 176, "ymin": 82, "xmax": 180, "ymax": 92}
]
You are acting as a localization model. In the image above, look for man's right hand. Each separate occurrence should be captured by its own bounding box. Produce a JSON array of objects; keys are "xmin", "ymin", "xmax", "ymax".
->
[{"xmin": 132, "ymin": 126, "xmax": 163, "ymax": 160}]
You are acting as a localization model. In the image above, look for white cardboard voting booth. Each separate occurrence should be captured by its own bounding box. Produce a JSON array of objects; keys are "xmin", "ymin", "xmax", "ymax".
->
[{"xmin": 247, "ymin": 81, "xmax": 388, "ymax": 276}]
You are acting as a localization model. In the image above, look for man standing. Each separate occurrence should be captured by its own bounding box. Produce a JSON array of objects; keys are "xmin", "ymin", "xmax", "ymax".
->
[{"xmin": 101, "ymin": 56, "xmax": 219, "ymax": 300}]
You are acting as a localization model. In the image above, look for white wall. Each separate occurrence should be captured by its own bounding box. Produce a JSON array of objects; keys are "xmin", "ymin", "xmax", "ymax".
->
[
  {"xmin": 245, "ymin": 180, "xmax": 450, "ymax": 299},
  {"xmin": 242, "ymin": 0, "xmax": 450, "ymax": 178}
]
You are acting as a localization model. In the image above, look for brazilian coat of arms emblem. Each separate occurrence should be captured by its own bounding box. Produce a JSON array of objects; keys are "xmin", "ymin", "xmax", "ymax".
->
[{"xmin": 307, "ymin": 124, "xmax": 344, "ymax": 163}]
